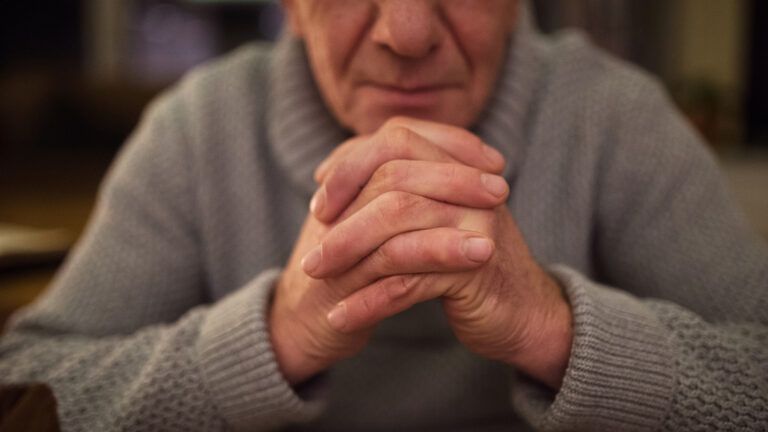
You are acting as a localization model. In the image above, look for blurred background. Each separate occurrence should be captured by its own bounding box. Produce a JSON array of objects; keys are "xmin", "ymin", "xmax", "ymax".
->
[{"xmin": 1, "ymin": 0, "xmax": 766, "ymax": 326}]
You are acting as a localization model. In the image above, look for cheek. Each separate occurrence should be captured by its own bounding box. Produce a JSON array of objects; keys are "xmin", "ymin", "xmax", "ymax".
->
[
  {"xmin": 444, "ymin": 0, "xmax": 514, "ymax": 58},
  {"xmin": 301, "ymin": 3, "xmax": 374, "ymax": 117},
  {"xmin": 451, "ymin": 17, "xmax": 509, "ymax": 59},
  {"xmin": 444, "ymin": 5, "xmax": 513, "ymax": 103}
]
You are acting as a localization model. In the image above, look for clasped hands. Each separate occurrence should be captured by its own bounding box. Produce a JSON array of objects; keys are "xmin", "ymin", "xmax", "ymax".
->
[{"xmin": 270, "ymin": 117, "xmax": 572, "ymax": 390}]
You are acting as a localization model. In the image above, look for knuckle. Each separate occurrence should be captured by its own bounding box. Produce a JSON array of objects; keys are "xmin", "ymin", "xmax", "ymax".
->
[
  {"xmin": 386, "ymin": 274, "xmax": 420, "ymax": 300},
  {"xmin": 326, "ymin": 159, "xmax": 354, "ymax": 189},
  {"xmin": 319, "ymin": 231, "xmax": 356, "ymax": 267},
  {"xmin": 402, "ymin": 234, "xmax": 440, "ymax": 265},
  {"xmin": 360, "ymin": 295, "xmax": 374, "ymax": 316},
  {"xmin": 371, "ymin": 160, "xmax": 409, "ymax": 191},
  {"xmin": 444, "ymin": 163, "xmax": 462, "ymax": 189},
  {"xmin": 372, "ymin": 241, "xmax": 400, "ymax": 273},
  {"xmin": 404, "ymin": 274, "xmax": 422, "ymax": 290},
  {"xmin": 382, "ymin": 126, "xmax": 414, "ymax": 158},
  {"xmin": 383, "ymin": 116, "xmax": 409, "ymax": 130},
  {"xmin": 431, "ymin": 236, "xmax": 457, "ymax": 264},
  {"xmin": 377, "ymin": 191, "xmax": 422, "ymax": 221}
]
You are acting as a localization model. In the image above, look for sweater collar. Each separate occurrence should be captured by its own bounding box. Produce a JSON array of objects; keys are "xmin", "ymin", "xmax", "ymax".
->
[{"xmin": 267, "ymin": 5, "xmax": 546, "ymax": 196}]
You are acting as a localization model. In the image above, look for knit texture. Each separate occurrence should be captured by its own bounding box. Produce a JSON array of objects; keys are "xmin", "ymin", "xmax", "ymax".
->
[{"xmin": 2, "ymin": 10, "xmax": 768, "ymax": 432}]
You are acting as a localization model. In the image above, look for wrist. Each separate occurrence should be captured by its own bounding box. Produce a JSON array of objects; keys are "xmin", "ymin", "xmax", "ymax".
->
[
  {"xmin": 507, "ymin": 275, "xmax": 573, "ymax": 389},
  {"xmin": 268, "ymin": 297, "xmax": 322, "ymax": 386}
]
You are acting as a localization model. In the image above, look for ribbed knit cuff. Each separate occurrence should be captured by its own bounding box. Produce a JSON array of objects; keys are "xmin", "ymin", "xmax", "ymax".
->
[
  {"xmin": 511, "ymin": 265, "xmax": 674, "ymax": 431},
  {"xmin": 197, "ymin": 269, "xmax": 323, "ymax": 430}
]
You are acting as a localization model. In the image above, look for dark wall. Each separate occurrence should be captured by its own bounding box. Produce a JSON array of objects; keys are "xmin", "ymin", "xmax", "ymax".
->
[
  {"xmin": 745, "ymin": 0, "xmax": 768, "ymax": 146},
  {"xmin": 0, "ymin": 1, "xmax": 82, "ymax": 71}
]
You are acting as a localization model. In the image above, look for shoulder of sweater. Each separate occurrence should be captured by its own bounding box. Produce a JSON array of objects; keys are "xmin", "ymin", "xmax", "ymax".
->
[
  {"xmin": 543, "ymin": 32, "xmax": 720, "ymax": 188},
  {"xmin": 527, "ymin": 29, "xmax": 693, "ymax": 158},
  {"xmin": 539, "ymin": 29, "xmax": 669, "ymax": 109},
  {"xmin": 528, "ymin": 30, "xmax": 716, "ymax": 182},
  {"xmin": 145, "ymin": 42, "xmax": 276, "ymax": 124},
  {"xmin": 120, "ymin": 42, "xmax": 278, "ymax": 185},
  {"xmin": 181, "ymin": 41, "xmax": 274, "ymax": 91}
]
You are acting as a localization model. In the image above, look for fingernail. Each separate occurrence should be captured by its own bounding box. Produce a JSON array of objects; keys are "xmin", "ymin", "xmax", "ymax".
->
[
  {"xmin": 309, "ymin": 186, "xmax": 326, "ymax": 216},
  {"xmin": 481, "ymin": 173, "xmax": 508, "ymax": 198},
  {"xmin": 483, "ymin": 145, "xmax": 505, "ymax": 168},
  {"xmin": 301, "ymin": 245, "xmax": 322, "ymax": 274},
  {"xmin": 315, "ymin": 159, "xmax": 331, "ymax": 181},
  {"xmin": 327, "ymin": 302, "xmax": 347, "ymax": 331},
  {"xmin": 463, "ymin": 237, "xmax": 493, "ymax": 262}
]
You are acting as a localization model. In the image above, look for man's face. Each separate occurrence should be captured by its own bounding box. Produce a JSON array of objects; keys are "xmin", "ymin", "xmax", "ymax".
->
[{"xmin": 283, "ymin": 0, "xmax": 519, "ymax": 134}]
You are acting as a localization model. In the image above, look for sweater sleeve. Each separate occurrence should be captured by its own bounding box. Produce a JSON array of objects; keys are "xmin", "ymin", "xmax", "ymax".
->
[
  {"xmin": 0, "ymin": 89, "xmax": 320, "ymax": 431},
  {"xmin": 510, "ymin": 80, "xmax": 768, "ymax": 430}
]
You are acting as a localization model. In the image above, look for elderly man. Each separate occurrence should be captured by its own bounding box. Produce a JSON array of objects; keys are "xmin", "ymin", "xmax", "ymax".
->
[{"xmin": 1, "ymin": 1, "xmax": 767, "ymax": 431}]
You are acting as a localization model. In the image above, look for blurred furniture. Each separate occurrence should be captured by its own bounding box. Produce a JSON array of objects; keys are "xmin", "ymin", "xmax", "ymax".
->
[{"xmin": 0, "ymin": 383, "xmax": 60, "ymax": 432}]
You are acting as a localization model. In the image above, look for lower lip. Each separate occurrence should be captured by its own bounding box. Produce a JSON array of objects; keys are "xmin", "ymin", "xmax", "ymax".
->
[{"xmin": 361, "ymin": 85, "xmax": 454, "ymax": 108}]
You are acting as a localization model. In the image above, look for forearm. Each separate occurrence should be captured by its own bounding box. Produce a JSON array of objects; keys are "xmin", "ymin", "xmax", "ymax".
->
[
  {"xmin": 511, "ymin": 266, "xmax": 768, "ymax": 432},
  {"xmin": 2, "ymin": 307, "xmax": 224, "ymax": 431},
  {"xmin": 1, "ymin": 270, "xmax": 320, "ymax": 431}
]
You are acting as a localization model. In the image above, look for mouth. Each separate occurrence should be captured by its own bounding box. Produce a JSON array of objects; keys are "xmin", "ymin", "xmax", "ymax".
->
[
  {"xmin": 368, "ymin": 82, "xmax": 456, "ymax": 92},
  {"xmin": 360, "ymin": 82, "xmax": 460, "ymax": 108}
]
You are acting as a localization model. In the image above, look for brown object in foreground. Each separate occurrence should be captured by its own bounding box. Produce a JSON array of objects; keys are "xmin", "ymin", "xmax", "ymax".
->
[{"xmin": 0, "ymin": 383, "xmax": 60, "ymax": 432}]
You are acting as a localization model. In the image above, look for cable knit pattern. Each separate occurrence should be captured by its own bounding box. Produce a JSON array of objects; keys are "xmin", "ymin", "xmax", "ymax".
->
[
  {"xmin": 652, "ymin": 303, "xmax": 768, "ymax": 430},
  {"xmin": 2, "ymin": 7, "xmax": 767, "ymax": 432}
]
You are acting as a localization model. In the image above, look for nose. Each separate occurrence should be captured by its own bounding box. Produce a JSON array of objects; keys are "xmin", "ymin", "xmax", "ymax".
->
[{"xmin": 371, "ymin": 0, "xmax": 441, "ymax": 59}]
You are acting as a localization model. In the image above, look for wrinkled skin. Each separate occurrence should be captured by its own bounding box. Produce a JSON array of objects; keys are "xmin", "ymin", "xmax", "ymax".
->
[
  {"xmin": 270, "ymin": 119, "xmax": 572, "ymax": 388},
  {"xmin": 271, "ymin": 0, "xmax": 571, "ymax": 390},
  {"xmin": 283, "ymin": 0, "xmax": 518, "ymax": 133}
]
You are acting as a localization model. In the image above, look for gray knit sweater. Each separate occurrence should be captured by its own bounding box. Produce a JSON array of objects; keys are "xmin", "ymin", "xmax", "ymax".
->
[{"xmin": 2, "ymin": 13, "xmax": 767, "ymax": 432}]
